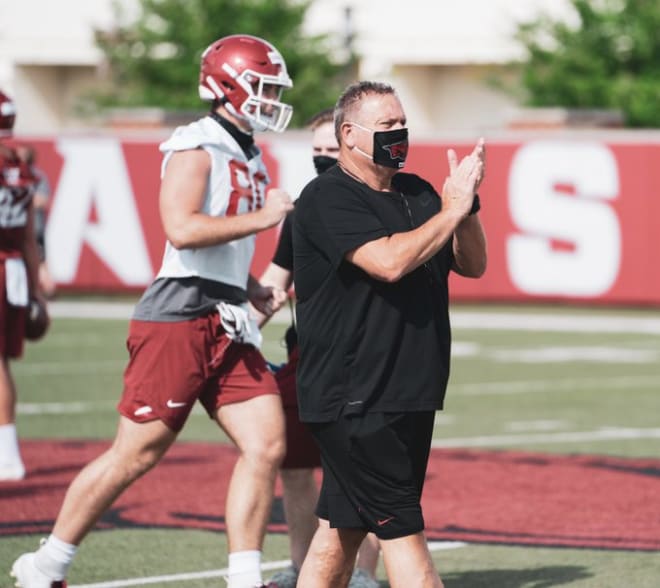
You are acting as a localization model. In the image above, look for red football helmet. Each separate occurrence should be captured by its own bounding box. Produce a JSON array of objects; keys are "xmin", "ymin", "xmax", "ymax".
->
[
  {"xmin": 0, "ymin": 90, "xmax": 16, "ymax": 138},
  {"xmin": 199, "ymin": 34, "xmax": 293, "ymax": 133}
]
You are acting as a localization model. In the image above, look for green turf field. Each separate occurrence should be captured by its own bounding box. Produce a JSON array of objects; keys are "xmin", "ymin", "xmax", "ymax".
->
[{"xmin": 2, "ymin": 301, "xmax": 659, "ymax": 587}]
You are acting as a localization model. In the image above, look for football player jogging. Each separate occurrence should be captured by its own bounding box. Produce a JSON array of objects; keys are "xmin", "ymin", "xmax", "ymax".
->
[
  {"xmin": 293, "ymin": 81, "xmax": 487, "ymax": 588},
  {"xmin": 11, "ymin": 35, "xmax": 295, "ymax": 588},
  {"xmin": 254, "ymin": 109, "xmax": 381, "ymax": 588},
  {"xmin": 0, "ymin": 90, "xmax": 46, "ymax": 482}
]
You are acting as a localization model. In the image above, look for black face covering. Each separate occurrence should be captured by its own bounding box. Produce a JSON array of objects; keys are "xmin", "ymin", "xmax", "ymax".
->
[
  {"xmin": 372, "ymin": 127, "xmax": 409, "ymax": 168},
  {"xmin": 313, "ymin": 155, "xmax": 337, "ymax": 175},
  {"xmin": 353, "ymin": 123, "xmax": 409, "ymax": 169}
]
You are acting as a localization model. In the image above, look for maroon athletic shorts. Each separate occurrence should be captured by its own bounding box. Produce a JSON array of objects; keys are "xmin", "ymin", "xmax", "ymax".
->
[
  {"xmin": 0, "ymin": 258, "xmax": 27, "ymax": 359},
  {"xmin": 117, "ymin": 312, "xmax": 279, "ymax": 432},
  {"xmin": 276, "ymin": 347, "xmax": 321, "ymax": 469}
]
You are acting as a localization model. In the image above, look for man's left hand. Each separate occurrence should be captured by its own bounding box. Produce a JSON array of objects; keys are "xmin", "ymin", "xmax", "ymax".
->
[{"xmin": 248, "ymin": 283, "xmax": 288, "ymax": 318}]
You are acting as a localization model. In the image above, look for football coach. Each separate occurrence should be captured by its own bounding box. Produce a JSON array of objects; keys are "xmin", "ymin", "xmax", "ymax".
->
[{"xmin": 292, "ymin": 80, "xmax": 487, "ymax": 588}]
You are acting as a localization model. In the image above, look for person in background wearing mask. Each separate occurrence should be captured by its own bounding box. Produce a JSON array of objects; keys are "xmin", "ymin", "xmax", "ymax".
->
[
  {"xmin": 255, "ymin": 108, "xmax": 381, "ymax": 588},
  {"xmin": 292, "ymin": 81, "xmax": 487, "ymax": 587}
]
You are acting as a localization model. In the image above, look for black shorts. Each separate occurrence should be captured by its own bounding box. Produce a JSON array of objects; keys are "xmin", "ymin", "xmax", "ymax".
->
[{"xmin": 308, "ymin": 410, "xmax": 435, "ymax": 540}]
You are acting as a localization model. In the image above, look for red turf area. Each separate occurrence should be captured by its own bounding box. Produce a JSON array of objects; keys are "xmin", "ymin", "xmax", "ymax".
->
[{"xmin": 1, "ymin": 441, "xmax": 658, "ymax": 552}]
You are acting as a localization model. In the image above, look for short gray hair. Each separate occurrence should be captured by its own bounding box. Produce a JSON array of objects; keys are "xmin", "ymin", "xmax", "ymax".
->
[{"xmin": 334, "ymin": 81, "xmax": 396, "ymax": 144}]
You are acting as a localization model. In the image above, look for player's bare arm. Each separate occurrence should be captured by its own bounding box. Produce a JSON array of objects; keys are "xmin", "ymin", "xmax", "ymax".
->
[
  {"xmin": 346, "ymin": 143, "xmax": 482, "ymax": 282},
  {"xmin": 160, "ymin": 149, "xmax": 293, "ymax": 249}
]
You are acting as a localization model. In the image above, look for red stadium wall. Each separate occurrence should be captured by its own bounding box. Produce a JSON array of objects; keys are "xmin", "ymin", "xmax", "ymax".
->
[{"xmin": 14, "ymin": 133, "xmax": 660, "ymax": 305}]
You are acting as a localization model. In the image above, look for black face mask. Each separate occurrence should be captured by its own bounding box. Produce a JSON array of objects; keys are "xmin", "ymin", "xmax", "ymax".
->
[
  {"xmin": 313, "ymin": 155, "xmax": 337, "ymax": 175},
  {"xmin": 353, "ymin": 124, "xmax": 409, "ymax": 169}
]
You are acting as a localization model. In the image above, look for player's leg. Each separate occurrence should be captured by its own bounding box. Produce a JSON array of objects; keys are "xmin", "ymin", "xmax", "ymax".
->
[
  {"xmin": 297, "ymin": 519, "xmax": 365, "ymax": 588},
  {"xmin": 273, "ymin": 356, "xmax": 321, "ymax": 579},
  {"xmin": 11, "ymin": 417, "xmax": 177, "ymax": 585},
  {"xmin": 0, "ymin": 355, "xmax": 17, "ymax": 424},
  {"xmin": 379, "ymin": 532, "xmax": 444, "ymax": 588},
  {"xmin": 215, "ymin": 392, "xmax": 285, "ymax": 550},
  {"xmin": 351, "ymin": 532, "xmax": 381, "ymax": 587},
  {"xmin": 0, "ymin": 292, "xmax": 27, "ymax": 480},
  {"xmin": 11, "ymin": 317, "xmax": 206, "ymax": 585},
  {"xmin": 207, "ymin": 342, "xmax": 285, "ymax": 588},
  {"xmin": 215, "ymin": 393, "xmax": 285, "ymax": 588},
  {"xmin": 0, "ymin": 357, "xmax": 24, "ymax": 480},
  {"xmin": 52, "ymin": 417, "xmax": 177, "ymax": 544},
  {"xmin": 280, "ymin": 467, "xmax": 319, "ymax": 569}
]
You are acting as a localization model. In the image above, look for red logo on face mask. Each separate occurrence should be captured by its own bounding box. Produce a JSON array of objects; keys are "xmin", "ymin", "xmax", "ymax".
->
[{"xmin": 383, "ymin": 141, "xmax": 408, "ymax": 160}]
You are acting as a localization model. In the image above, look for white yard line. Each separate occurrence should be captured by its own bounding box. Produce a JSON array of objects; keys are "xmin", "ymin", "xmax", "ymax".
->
[
  {"xmin": 450, "ymin": 311, "xmax": 660, "ymax": 334},
  {"xmin": 16, "ymin": 401, "xmax": 204, "ymax": 416},
  {"xmin": 14, "ymin": 360, "xmax": 126, "ymax": 376},
  {"xmin": 49, "ymin": 301, "xmax": 137, "ymax": 320},
  {"xmin": 432, "ymin": 427, "xmax": 660, "ymax": 448},
  {"xmin": 453, "ymin": 374, "xmax": 660, "ymax": 395},
  {"xmin": 17, "ymin": 401, "xmax": 95, "ymax": 414},
  {"xmin": 48, "ymin": 301, "xmax": 660, "ymax": 333},
  {"xmin": 428, "ymin": 541, "xmax": 467, "ymax": 550}
]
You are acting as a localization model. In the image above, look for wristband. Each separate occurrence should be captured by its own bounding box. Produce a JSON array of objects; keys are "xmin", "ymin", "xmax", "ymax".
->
[{"xmin": 469, "ymin": 193, "xmax": 481, "ymax": 215}]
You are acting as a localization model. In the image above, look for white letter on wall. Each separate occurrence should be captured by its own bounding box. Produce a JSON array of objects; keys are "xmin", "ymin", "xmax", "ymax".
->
[
  {"xmin": 47, "ymin": 138, "xmax": 153, "ymax": 286},
  {"xmin": 507, "ymin": 141, "xmax": 621, "ymax": 297}
]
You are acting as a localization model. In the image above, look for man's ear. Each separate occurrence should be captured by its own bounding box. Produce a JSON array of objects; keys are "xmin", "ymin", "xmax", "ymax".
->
[{"xmin": 341, "ymin": 122, "xmax": 355, "ymax": 149}]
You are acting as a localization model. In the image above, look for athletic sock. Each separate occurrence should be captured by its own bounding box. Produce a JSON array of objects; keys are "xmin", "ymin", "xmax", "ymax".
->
[
  {"xmin": 0, "ymin": 423, "xmax": 22, "ymax": 465},
  {"xmin": 34, "ymin": 534, "xmax": 78, "ymax": 580},
  {"xmin": 226, "ymin": 550, "xmax": 262, "ymax": 588}
]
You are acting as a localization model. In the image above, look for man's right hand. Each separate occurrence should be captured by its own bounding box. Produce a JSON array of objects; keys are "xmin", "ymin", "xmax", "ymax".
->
[
  {"xmin": 441, "ymin": 139, "xmax": 485, "ymax": 219},
  {"xmin": 260, "ymin": 188, "xmax": 294, "ymax": 228}
]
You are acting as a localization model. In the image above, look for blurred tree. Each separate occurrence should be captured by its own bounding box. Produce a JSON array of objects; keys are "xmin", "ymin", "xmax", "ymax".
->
[
  {"xmin": 516, "ymin": 0, "xmax": 660, "ymax": 127},
  {"xmin": 94, "ymin": 0, "xmax": 355, "ymax": 127}
]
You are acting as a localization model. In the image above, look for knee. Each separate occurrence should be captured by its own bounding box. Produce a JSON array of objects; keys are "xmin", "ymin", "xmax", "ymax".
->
[
  {"xmin": 266, "ymin": 432, "xmax": 286, "ymax": 468},
  {"xmin": 109, "ymin": 444, "xmax": 164, "ymax": 483},
  {"xmin": 244, "ymin": 431, "xmax": 285, "ymax": 471},
  {"xmin": 130, "ymin": 448, "xmax": 163, "ymax": 477}
]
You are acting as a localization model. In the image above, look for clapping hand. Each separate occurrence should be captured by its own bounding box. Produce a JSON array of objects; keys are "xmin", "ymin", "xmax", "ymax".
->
[{"xmin": 442, "ymin": 138, "xmax": 485, "ymax": 218}]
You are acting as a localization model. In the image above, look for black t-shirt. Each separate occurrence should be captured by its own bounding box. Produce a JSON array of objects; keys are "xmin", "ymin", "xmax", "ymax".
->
[
  {"xmin": 273, "ymin": 213, "xmax": 294, "ymax": 271},
  {"xmin": 272, "ymin": 213, "xmax": 297, "ymax": 354},
  {"xmin": 292, "ymin": 165, "xmax": 454, "ymax": 423}
]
